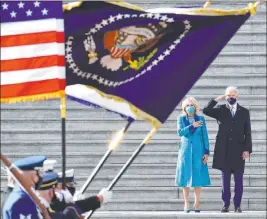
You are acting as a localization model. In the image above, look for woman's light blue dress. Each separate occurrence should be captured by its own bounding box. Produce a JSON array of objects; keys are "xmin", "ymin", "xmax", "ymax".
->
[{"xmin": 175, "ymin": 114, "xmax": 211, "ymax": 187}]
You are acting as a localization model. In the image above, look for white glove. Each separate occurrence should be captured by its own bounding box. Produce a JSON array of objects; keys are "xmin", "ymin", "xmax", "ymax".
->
[
  {"xmin": 98, "ymin": 188, "xmax": 112, "ymax": 203},
  {"xmin": 73, "ymin": 191, "xmax": 85, "ymax": 202},
  {"xmin": 60, "ymin": 189, "xmax": 74, "ymax": 203},
  {"xmin": 55, "ymin": 191, "xmax": 64, "ymax": 202}
]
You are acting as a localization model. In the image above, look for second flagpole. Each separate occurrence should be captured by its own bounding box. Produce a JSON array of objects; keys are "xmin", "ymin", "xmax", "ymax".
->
[
  {"xmin": 79, "ymin": 119, "xmax": 134, "ymax": 194},
  {"xmin": 84, "ymin": 127, "xmax": 159, "ymax": 219},
  {"xmin": 60, "ymin": 96, "xmax": 67, "ymax": 189}
]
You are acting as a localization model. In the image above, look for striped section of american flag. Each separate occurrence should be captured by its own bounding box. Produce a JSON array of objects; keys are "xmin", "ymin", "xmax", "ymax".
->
[
  {"xmin": 110, "ymin": 47, "xmax": 133, "ymax": 59},
  {"xmin": 0, "ymin": 1, "xmax": 66, "ymax": 103}
]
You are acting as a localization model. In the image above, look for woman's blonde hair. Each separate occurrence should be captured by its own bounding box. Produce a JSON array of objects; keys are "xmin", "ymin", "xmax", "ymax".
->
[{"xmin": 181, "ymin": 96, "xmax": 200, "ymax": 115}]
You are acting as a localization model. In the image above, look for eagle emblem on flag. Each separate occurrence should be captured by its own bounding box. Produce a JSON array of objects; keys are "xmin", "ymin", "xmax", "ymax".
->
[
  {"xmin": 66, "ymin": 12, "xmax": 191, "ymax": 87},
  {"xmin": 99, "ymin": 23, "xmax": 168, "ymax": 71},
  {"xmin": 83, "ymin": 22, "xmax": 169, "ymax": 71}
]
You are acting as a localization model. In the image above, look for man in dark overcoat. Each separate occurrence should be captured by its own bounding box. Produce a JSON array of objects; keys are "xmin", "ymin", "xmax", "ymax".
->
[{"xmin": 203, "ymin": 86, "xmax": 252, "ymax": 213}]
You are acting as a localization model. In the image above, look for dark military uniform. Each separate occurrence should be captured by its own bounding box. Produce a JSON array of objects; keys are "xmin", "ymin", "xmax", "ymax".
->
[
  {"xmin": 1, "ymin": 187, "xmax": 13, "ymax": 210},
  {"xmin": 2, "ymin": 185, "xmax": 43, "ymax": 219},
  {"xmin": 39, "ymin": 171, "xmax": 84, "ymax": 219},
  {"xmin": 2, "ymin": 156, "xmax": 47, "ymax": 219},
  {"xmin": 51, "ymin": 195, "xmax": 101, "ymax": 213},
  {"xmin": 75, "ymin": 196, "xmax": 100, "ymax": 212},
  {"xmin": 55, "ymin": 169, "xmax": 101, "ymax": 213},
  {"xmin": 48, "ymin": 205, "xmax": 83, "ymax": 219}
]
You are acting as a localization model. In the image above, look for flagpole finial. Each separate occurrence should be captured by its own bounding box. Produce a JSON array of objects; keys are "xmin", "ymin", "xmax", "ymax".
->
[
  {"xmin": 248, "ymin": 0, "xmax": 263, "ymax": 16},
  {"xmin": 142, "ymin": 127, "xmax": 159, "ymax": 145},
  {"xmin": 203, "ymin": 0, "xmax": 213, "ymax": 8},
  {"xmin": 254, "ymin": 0, "xmax": 263, "ymax": 8},
  {"xmin": 63, "ymin": 1, "xmax": 83, "ymax": 11}
]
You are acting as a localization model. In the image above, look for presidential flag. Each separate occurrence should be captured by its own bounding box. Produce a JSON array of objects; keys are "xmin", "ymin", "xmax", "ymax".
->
[
  {"xmin": 64, "ymin": 1, "xmax": 257, "ymax": 127},
  {"xmin": 0, "ymin": 1, "xmax": 66, "ymax": 103}
]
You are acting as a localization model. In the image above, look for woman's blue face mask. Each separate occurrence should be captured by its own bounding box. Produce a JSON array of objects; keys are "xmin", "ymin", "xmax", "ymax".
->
[{"xmin": 186, "ymin": 105, "xmax": 195, "ymax": 115}]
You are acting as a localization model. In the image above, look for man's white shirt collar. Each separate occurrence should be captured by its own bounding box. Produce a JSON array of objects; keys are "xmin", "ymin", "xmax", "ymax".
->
[{"xmin": 228, "ymin": 102, "xmax": 237, "ymax": 112}]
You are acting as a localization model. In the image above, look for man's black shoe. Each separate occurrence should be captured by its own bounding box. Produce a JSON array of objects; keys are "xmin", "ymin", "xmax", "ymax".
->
[
  {"xmin": 221, "ymin": 206, "xmax": 230, "ymax": 213},
  {"xmin": 234, "ymin": 207, "xmax": 242, "ymax": 213}
]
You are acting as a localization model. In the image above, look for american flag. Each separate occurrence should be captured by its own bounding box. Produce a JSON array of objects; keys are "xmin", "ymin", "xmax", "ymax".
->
[{"xmin": 0, "ymin": 1, "xmax": 66, "ymax": 103}]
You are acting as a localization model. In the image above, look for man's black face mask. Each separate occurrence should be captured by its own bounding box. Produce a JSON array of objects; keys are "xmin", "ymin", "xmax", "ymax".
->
[
  {"xmin": 67, "ymin": 186, "xmax": 76, "ymax": 196},
  {"xmin": 35, "ymin": 170, "xmax": 43, "ymax": 190}
]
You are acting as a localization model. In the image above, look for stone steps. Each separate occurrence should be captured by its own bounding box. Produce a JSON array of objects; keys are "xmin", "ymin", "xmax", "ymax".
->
[
  {"xmin": 1, "ymin": 117, "xmax": 265, "ymax": 129},
  {"xmin": 0, "ymin": 86, "xmax": 265, "ymax": 97},
  {"xmin": 1, "ymin": 119, "xmax": 265, "ymax": 133},
  {"xmin": 211, "ymin": 52, "xmax": 266, "ymax": 64},
  {"xmin": 1, "ymin": 129, "xmax": 265, "ymax": 142},
  {"xmin": 1, "ymin": 111, "xmax": 266, "ymax": 121},
  {"xmin": 125, "ymin": 0, "xmax": 266, "ymax": 4},
  {"xmin": 230, "ymin": 33, "xmax": 267, "ymax": 40},
  {"xmin": 195, "ymin": 74, "xmax": 266, "ymax": 85},
  {"xmin": 1, "ymin": 151, "xmax": 266, "ymax": 164},
  {"xmin": 207, "ymin": 64, "xmax": 266, "ymax": 74},
  {"xmin": 1, "ymin": 186, "xmax": 266, "ymax": 200},
  {"xmin": 0, "ymin": 117, "xmax": 265, "ymax": 124},
  {"xmin": 1, "ymin": 100, "xmax": 266, "ymax": 110},
  {"xmin": 231, "ymin": 36, "xmax": 266, "ymax": 44},
  {"xmin": 142, "ymin": 3, "xmax": 267, "ymax": 14},
  {"xmin": 1, "ymin": 107, "xmax": 265, "ymax": 119},
  {"xmin": 75, "ymin": 199, "xmax": 267, "ymax": 211},
  {"xmin": 189, "ymin": 85, "xmax": 265, "ymax": 95},
  {"xmin": 69, "ymin": 187, "xmax": 267, "ymax": 199},
  {"xmin": 221, "ymin": 43, "xmax": 266, "ymax": 52},
  {"xmin": 1, "ymin": 0, "xmax": 265, "ymax": 215},
  {"xmin": 1, "ymin": 115, "xmax": 264, "ymax": 121},
  {"xmin": 28, "ymin": 163, "xmax": 265, "ymax": 175},
  {"xmin": 1, "ymin": 174, "xmax": 265, "ymax": 187},
  {"xmin": 85, "ymin": 211, "xmax": 267, "ymax": 219},
  {"xmin": 129, "ymin": 0, "xmax": 267, "ymax": 5},
  {"xmin": 1, "ymin": 139, "xmax": 265, "ymax": 153}
]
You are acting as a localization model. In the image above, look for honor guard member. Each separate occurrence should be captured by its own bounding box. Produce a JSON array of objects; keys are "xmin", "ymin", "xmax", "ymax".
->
[
  {"xmin": 57, "ymin": 169, "xmax": 113, "ymax": 213},
  {"xmin": 43, "ymin": 160, "xmax": 58, "ymax": 172},
  {"xmin": 41, "ymin": 161, "xmax": 113, "ymax": 213},
  {"xmin": 37, "ymin": 171, "xmax": 84, "ymax": 219},
  {"xmin": 41, "ymin": 160, "xmax": 67, "ymax": 211},
  {"xmin": 1, "ymin": 167, "xmax": 16, "ymax": 208},
  {"xmin": 58, "ymin": 169, "xmax": 77, "ymax": 196},
  {"xmin": 2, "ymin": 156, "xmax": 47, "ymax": 219},
  {"xmin": 1, "ymin": 158, "xmax": 50, "ymax": 207}
]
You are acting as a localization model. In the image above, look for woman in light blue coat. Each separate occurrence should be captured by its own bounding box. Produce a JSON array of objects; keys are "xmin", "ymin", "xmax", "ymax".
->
[{"xmin": 175, "ymin": 97, "xmax": 211, "ymax": 213}]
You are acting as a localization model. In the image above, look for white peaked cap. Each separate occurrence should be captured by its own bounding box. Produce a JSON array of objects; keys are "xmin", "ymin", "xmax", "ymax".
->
[
  {"xmin": 43, "ymin": 160, "xmax": 57, "ymax": 172},
  {"xmin": 58, "ymin": 169, "xmax": 74, "ymax": 178}
]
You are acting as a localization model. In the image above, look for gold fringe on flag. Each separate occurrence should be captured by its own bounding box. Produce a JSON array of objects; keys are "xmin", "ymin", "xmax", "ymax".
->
[
  {"xmin": 80, "ymin": 85, "xmax": 162, "ymax": 128},
  {"xmin": 105, "ymin": 1, "xmax": 145, "ymax": 11},
  {"xmin": 0, "ymin": 90, "xmax": 65, "ymax": 104}
]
